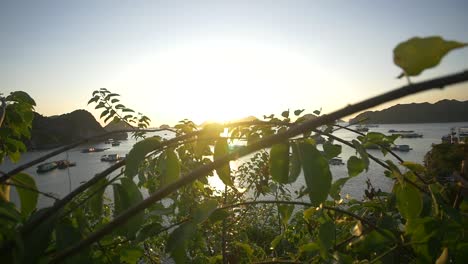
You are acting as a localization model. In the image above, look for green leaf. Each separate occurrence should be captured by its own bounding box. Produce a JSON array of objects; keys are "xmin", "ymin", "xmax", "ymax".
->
[
  {"xmin": 394, "ymin": 36, "xmax": 467, "ymax": 76},
  {"xmin": 11, "ymin": 172, "xmax": 38, "ymax": 216},
  {"xmin": 435, "ymin": 247, "xmax": 448, "ymax": 264},
  {"xmin": 214, "ymin": 138, "xmax": 233, "ymax": 186},
  {"xmin": 347, "ymin": 156, "xmax": 366, "ymax": 177},
  {"xmin": 100, "ymin": 109, "xmax": 109, "ymax": 119},
  {"xmin": 329, "ymin": 177, "xmax": 350, "ymax": 200},
  {"xmin": 395, "ymin": 182, "xmax": 423, "ymax": 220},
  {"xmin": 322, "ymin": 142, "xmax": 342, "ymax": 160},
  {"xmin": 160, "ymin": 149, "xmax": 180, "ymax": 186},
  {"xmin": 125, "ymin": 137, "xmax": 161, "ymax": 178},
  {"xmin": 235, "ymin": 242, "xmax": 254, "ymax": 259},
  {"xmin": 271, "ymin": 234, "xmax": 283, "ymax": 249},
  {"xmin": 318, "ymin": 221, "xmax": 335, "ymax": 257},
  {"xmin": 113, "ymin": 178, "xmax": 144, "ymax": 238},
  {"xmin": 281, "ymin": 110, "xmax": 289, "ymax": 118},
  {"xmin": 120, "ymin": 247, "xmax": 144, "ymax": 263},
  {"xmin": 288, "ymin": 142, "xmax": 301, "ymax": 183},
  {"xmin": 402, "ymin": 161, "xmax": 426, "ymax": 174},
  {"xmin": 86, "ymin": 177, "xmax": 108, "ymax": 217},
  {"xmin": 8, "ymin": 91, "xmax": 36, "ymax": 106},
  {"xmin": 294, "ymin": 109, "xmax": 304, "ymax": 116},
  {"xmin": 278, "ymin": 204, "xmax": 294, "ymax": 226},
  {"xmin": 87, "ymin": 96, "xmax": 99, "ymax": 105},
  {"xmin": 167, "ymin": 222, "xmax": 196, "ymax": 263},
  {"xmin": 208, "ymin": 209, "xmax": 229, "ymax": 223},
  {"xmin": 56, "ymin": 219, "xmax": 92, "ymax": 264},
  {"xmin": 298, "ymin": 142, "xmax": 332, "ymax": 206},
  {"xmin": 193, "ymin": 199, "xmax": 218, "ymax": 223},
  {"xmin": 21, "ymin": 208, "xmax": 58, "ymax": 263},
  {"xmin": 136, "ymin": 222, "xmax": 163, "ymax": 242},
  {"xmin": 299, "ymin": 242, "xmax": 320, "ymax": 255},
  {"xmin": 269, "ymin": 142, "xmax": 289, "ymax": 184}
]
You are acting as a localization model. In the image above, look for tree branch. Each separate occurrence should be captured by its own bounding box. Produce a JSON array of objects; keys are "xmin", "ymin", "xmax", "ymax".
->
[{"xmin": 49, "ymin": 70, "xmax": 468, "ymax": 263}]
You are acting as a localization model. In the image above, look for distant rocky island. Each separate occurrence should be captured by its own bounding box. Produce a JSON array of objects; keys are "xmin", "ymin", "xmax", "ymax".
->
[
  {"xmin": 350, "ymin": 100, "xmax": 468, "ymax": 124},
  {"xmin": 26, "ymin": 110, "xmax": 127, "ymax": 150}
]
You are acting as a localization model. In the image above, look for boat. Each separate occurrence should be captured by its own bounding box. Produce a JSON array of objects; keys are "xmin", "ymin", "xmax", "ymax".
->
[
  {"xmin": 104, "ymin": 139, "xmax": 114, "ymax": 144},
  {"xmin": 101, "ymin": 154, "xmax": 123, "ymax": 162},
  {"xmin": 112, "ymin": 141, "xmax": 120, "ymax": 146},
  {"xmin": 329, "ymin": 158, "xmax": 344, "ymax": 165},
  {"xmin": 81, "ymin": 147, "xmax": 109, "ymax": 153},
  {"xmin": 56, "ymin": 160, "xmax": 76, "ymax": 169},
  {"xmin": 392, "ymin": 133, "xmax": 423, "ymax": 138},
  {"xmin": 37, "ymin": 162, "xmax": 58, "ymax": 173},
  {"xmin": 355, "ymin": 126, "xmax": 369, "ymax": 132},
  {"xmin": 388, "ymin": 129, "xmax": 414, "ymax": 133},
  {"xmin": 391, "ymin": 145, "xmax": 412, "ymax": 152}
]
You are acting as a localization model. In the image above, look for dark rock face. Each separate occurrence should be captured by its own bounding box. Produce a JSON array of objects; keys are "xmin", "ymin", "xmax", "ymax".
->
[
  {"xmin": 350, "ymin": 100, "xmax": 468, "ymax": 124},
  {"xmin": 27, "ymin": 110, "xmax": 106, "ymax": 149}
]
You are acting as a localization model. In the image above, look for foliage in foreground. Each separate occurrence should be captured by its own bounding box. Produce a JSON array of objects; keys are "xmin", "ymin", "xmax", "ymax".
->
[{"xmin": 0, "ymin": 36, "xmax": 467, "ymax": 263}]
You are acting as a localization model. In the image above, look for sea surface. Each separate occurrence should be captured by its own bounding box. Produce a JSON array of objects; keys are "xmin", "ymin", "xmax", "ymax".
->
[{"xmin": 2, "ymin": 122, "xmax": 467, "ymax": 208}]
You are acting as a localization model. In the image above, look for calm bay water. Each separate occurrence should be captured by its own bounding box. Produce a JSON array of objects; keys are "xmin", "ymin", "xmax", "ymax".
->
[{"xmin": 2, "ymin": 122, "xmax": 467, "ymax": 208}]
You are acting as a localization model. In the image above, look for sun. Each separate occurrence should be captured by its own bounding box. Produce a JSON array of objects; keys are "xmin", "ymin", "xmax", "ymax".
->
[{"xmin": 111, "ymin": 37, "xmax": 336, "ymax": 126}]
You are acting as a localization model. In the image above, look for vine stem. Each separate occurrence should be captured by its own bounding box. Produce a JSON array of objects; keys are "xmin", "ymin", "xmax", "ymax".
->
[{"xmin": 50, "ymin": 70, "xmax": 468, "ymax": 263}]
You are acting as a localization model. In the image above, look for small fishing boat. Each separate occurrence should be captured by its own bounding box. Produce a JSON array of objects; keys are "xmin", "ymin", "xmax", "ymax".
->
[
  {"xmin": 56, "ymin": 160, "xmax": 77, "ymax": 169},
  {"xmin": 101, "ymin": 154, "xmax": 123, "ymax": 162},
  {"xmin": 355, "ymin": 125, "xmax": 369, "ymax": 132},
  {"xmin": 388, "ymin": 129, "xmax": 414, "ymax": 133},
  {"xmin": 391, "ymin": 145, "xmax": 412, "ymax": 152},
  {"xmin": 329, "ymin": 158, "xmax": 344, "ymax": 165},
  {"xmin": 81, "ymin": 147, "xmax": 109, "ymax": 153},
  {"xmin": 392, "ymin": 133, "xmax": 423, "ymax": 138},
  {"xmin": 37, "ymin": 162, "xmax": 58, "ymax": 173},
  {"xmin": 112, "ymin": 141, "xmax": 120, "ymax": 146}
]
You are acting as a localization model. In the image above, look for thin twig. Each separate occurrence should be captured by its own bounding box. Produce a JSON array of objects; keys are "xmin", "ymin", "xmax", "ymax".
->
[{"xmin": 49, "ymin": 70, "xmax": 468, "ymax": 263}]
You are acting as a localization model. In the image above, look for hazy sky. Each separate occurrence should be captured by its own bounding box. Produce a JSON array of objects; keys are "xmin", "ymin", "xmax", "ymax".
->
[{"xmin": 1, "ymin": 0, "xmax": 467, "ymax": 125}]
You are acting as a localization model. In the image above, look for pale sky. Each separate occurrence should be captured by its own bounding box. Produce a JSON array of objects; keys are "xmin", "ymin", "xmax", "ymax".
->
[{"xmin": 1, "ymin": 0, "xmax": 467, "ymax": 126}]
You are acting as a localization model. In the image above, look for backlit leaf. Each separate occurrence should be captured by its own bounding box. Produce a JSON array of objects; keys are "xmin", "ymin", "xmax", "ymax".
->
[
  {"xmin": 278, "ymin": 204, "xmax": 294, "ymax": 226},
  {"xmin": 167, "ymin": 222, "xmax": 196, "ymax": 263},
  {"xmin": 330, "ymin": 177, "xmax": 350, "ymax": 200},
  {"xmin": 322, "ymin": 142, "xmax": 342, "ymax": 160},
  {"xmin": 394, "ymin": 36, "xmax": 467, "ymax": 76},
  {"xmin": 11, "ymin": 172, "xmax": 38, "ymax": 216},
  {"xmin": 269, "ymin": 142, "xmax": 289, "ymax": 184},
  {"xmin": 193, "ymin": 199, "xmax": 218, "ymax": 223},
  {"xmin": 347, "ymin": 156, "xmax": 366, "ymax": 177},
  {"xmin": 298, "ymin": 142, "xmax": 332, "ymax": 206},
  {"xmin": 56, "ymin": 219, "xmax": 92, "ymax": 264},
  {"xmin": 318, "ymin": 221, "xmax": 335, "ymax": 257},
  {"xmin": 113, "ymin": 178, "xmax": 144, "ymax": 238},
  {"xmin": 214, "ymin": 138, "xmax": 233, "ymax": 186},
  {"xmin": 160, "ymin": 149, "xmax": 180, "ymax": 186},
  {"xmin": 288, "ymin": 142, "xmax": 301, "ymax": 183},
  {"xmin": 125, "ymin": 136, "xmax": 161, "ymax": 178},
  {"xmin": 395, "ymin": 182, "xmax": 423, "ymax": 220},
  {"xmin": 86, "ymin": 178, "xmax": 108, "ymax": 217}
]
